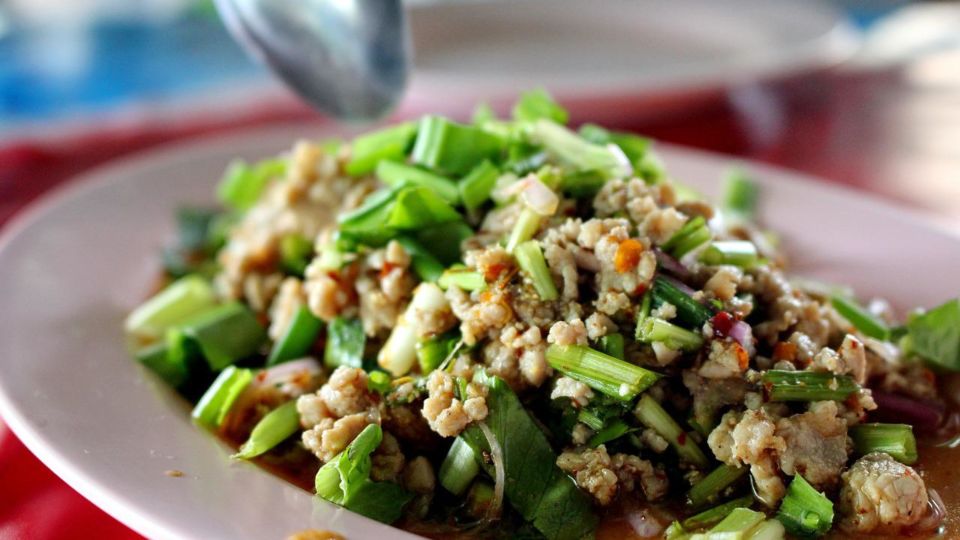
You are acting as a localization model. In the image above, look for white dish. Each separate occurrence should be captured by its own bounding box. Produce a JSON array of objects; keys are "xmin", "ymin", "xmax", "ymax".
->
[
  {"xmin": 404, "ymin": 0, "xmax": 859, "ymax": 119},
  {"xmin": 0, "ymin": 124, "xmax": 957, "ymax": 540}
]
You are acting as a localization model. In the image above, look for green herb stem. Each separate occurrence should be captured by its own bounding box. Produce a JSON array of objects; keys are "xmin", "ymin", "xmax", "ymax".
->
[
  {"xmin": 688, "ymin": 464, "xmax": 748, "ymax": 508},
  {"xmin": 761, "ymin": 370, "xmax": 858, "ymax": 402},
  {"xmin": 514, "ymin": 240, "xmax": 559, "ymax": 301},
  {"xmin": 634, "ymin": 394, "xmax": 709, "ymax": 468},
  {"xmin": 831, "ymin": 295, "xmax": 891, "ymax": 341},
  {"xmin": 546, "ymin": 344, "xmax": 661, "ymax": 401},
  {"xmin": 776, "ymin": 474, "xmax": 834, "ymax": 538},
  {"xmin": 850, "ymin": 423, "xmax": 918, "ymax": 465}
]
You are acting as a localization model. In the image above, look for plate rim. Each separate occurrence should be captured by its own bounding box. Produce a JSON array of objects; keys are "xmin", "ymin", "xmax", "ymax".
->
[{"xmin": 0, "ymin": 122, "xmax": 956, "ymax": 539}]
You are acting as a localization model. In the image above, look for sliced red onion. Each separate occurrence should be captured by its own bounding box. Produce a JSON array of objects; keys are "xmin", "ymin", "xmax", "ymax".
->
[
  {"xmin": 727, "ymin": 320, "xmax": 754, "ymax": 349},
  {"xmin": 911, "ymin": 489, "xmax": 946, "ymax": 534},
  {"xmin": 258, "ymin": 357, "xmax": 323, "ymax": 389},
  {"xmin": 870, "ymin": 391, "xmax": 945, "ymax": 432},
  {"xmin": 654, "ymin": 249, "xmax": 689, "ymax": 279}
]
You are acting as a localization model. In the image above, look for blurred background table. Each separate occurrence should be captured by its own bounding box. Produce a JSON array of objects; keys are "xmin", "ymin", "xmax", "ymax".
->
[{"xmin": 0, "ymin": 1, "xmax": 958, "ymax": 538}]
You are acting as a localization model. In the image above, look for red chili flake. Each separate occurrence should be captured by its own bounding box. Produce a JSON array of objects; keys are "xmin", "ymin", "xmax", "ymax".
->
[
  {"xmin": 632, "ymin": 283, "xmax": 648, "ymax": 297},
  {"xmin": 676, "ymin": 432, "xmax": 687, "ymax": 445},
  {"xmin": 379, "ymin": 261, "xmax": 397, "ymax": 280},
  {"xmin": 484, "ymin": 262, "xmax": 508, "ymax": 282},
  {"xmin": 614, "ymin": 239, "xmax": 644, "ymax": 273},
  {"xmin": 711, "ymin": 311, "xmax": 735, "ymax": 338},
  {"xmin": 773, "ymin": 342, "xmax": 798, "ymax": 362},
  {"xmin": 256, "ymin": 372, "xmax": 267, "ymax": 383}
]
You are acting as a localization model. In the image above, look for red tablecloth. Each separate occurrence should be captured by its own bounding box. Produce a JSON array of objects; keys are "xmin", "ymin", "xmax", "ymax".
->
[{"xmin": 1, "ymin": 64, "xmax": 958, "ymax": 539}]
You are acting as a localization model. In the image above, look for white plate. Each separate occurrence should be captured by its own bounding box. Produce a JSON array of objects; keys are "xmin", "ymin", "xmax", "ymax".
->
[
  {"xmin": 404, "ymin": 0, "xmax": 859, "ymax": 119},
  {"xmin": 0, "ymin": 124, "xmax": 957, "ymax": 540}
]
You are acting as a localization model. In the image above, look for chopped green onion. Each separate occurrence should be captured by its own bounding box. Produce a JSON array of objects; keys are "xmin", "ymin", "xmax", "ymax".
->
[
  {"xmin": 217, "ymin": 158, "xmax": 286, "ymax": 211},
  {"xmin": 267, "ymin": 306, "xmax": 322, "ymax": 366},
  {"xmin": 531, "ymin": 119, "xmax": 630, "ymax": 179},
  {"xmin": 178, "ymin": 302, "xmax": 266, "ymax": 371},
  {"xmin": 662, "ymin": 216, "xmax": 711, "ymax": 258},
  {"xmin": 413, "ymin": 221, "xmax": 474, "ymax": 266},
  {"xmin": 546, "ymin": 344, "xmax": 660, "ymax": 402},
  {"xmin": 850, "ymin": 423, "xmax": 918, "ymax": 465},
  {"xmin": 324, "ymin": 317, "xmax": 365, "ymax": 369},
  {"xmin": 634, "ymin": 394, "xmax": 709, "ymax": 468},
  {"xmin": 512, "ymin": 89, "xmax": 569, "ymax": 124},
  {"xmin": 172, "ymin": 207, "xmax": 222, "ymax": 254},
  {"xmin": 192, "ymin": 365, "xmax": 253, "ymax": 428},
  {"xmin": 505, "ymin": 207, "xmax": 543, "ymax": 253},
  {"xmin": 761, "ymin": 370, "xmax": 858, "ymax": 402},
  {"xmin": 376, "ymin": 160, "xmax": 460, "ymax": 204},
  {"xmin": 279, "ymin": 233, "xmax": 313, "ymax": 276},
  {"xmin": 577, "ymin": 408, "xmax": 605, "ymax": 431},
  {"xmin": 693, "ymin": 508, "xmax": 765, "ymax": 539},
  {"xmin": 124, "ymin": 275, "xmax": 218, "ymax": 340},
  {"xmin": 744, "ymin": 519, "xmax": 786, "ymax": 540},
  {"xmin": 345, "ymin": 122, "xmax": 416, "ymax": 176},
  {"xmin": 385, "ymin": 186, "xmax": 463, "ymax": 230},
  {"xmin": 665, "ymin": 521, "xmax": 688, "ymax": 540},
  {"xmin": 700, "ymin": 241, "xmax": 759, "ymax": 268},
  {"xmin": 472, "ymin": 102, "xmax": 496, "ymax": 125},
  {"xmin": 396, "ymin": 235, "xmax": 445, "ymax": 282},
  {"xmin": 688, "ymin": 464, "xmax": 748, "ymax": 507},
  {"xmin": 514, "ymin": 240, "xmax": 559, "ymax": 301},
  {"xmin": 560, "ymin": 169, "xmax": 607, "ymax": 199},
  {"xmin": 776, "ymin": 474, "xmax": 833, "ymax": 538},
  {"xmin": 578, "ymin": 123, "xmax": 652, "ymax": 169},
  {"xmin": 637, "ymin": 318, "xmax": 705, "ymax": 352},
  {"xmin": 459, "ymin": 160, "xmax": 500, "ymax": 211},
  {"xmin": 830, "ymin": 295, "xmax": 891, "ymax": 341},
  {"xmin": 722, "ymin": 169, "xmax": 759, "ymax": 223},
  {"xmin": 683, "ymin": 496, "xmax": 755, "ymax": 530},
  {"xmin": 410, "ymin": 116, "xmax": 503, "ymax": 175},
  {"xmin": 652, "ymin": 276, "xmax": 713, "ymax": 329},
  {"xmin": 437, "ymin": 266, "xmax": 486, "ymax": 291},
  {"xmin": 439, "ymin": 437, "xmax": 480, "ymax": 496},
  {"xmin": 599, "ymin": 333, "xmax": 625, "ymax": 360},
  {"xmin": 588, "ymin": 419, "xmax": 636, "ymax": 448},
  {"xmin": 417, "ymin": 333, "xmax": 458, "ymax": 374},
  {"xmin": 136, "ymin": 341, "xmax": 190, "ymax": 389},
  {"xmin": 233, "ymin": 400, "xmax": 300, "ymax": 459},
  {"xmin": 465, "ymin": 481, "xmax": 496, "ymax": 518},
  {"xmin": 367, "ymin": 371, "xmax": 392, "ymax": 394}
]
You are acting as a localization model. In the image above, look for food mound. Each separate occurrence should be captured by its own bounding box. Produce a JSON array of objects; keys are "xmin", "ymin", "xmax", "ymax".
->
[{"xmin": 125, "ymin": 91, "xmax": 960, "ymax": 539}]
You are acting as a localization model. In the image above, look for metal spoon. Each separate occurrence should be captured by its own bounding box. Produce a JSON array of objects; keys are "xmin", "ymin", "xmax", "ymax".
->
[{"xmin": 214, "ymin": 0, "xmax": 410, "ymax": 120}]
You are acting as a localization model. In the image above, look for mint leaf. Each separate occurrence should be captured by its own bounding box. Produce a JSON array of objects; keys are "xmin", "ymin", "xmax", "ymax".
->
[{"xmin": 907, "ymin": 299, "xmax": 960, "ymax": 371}]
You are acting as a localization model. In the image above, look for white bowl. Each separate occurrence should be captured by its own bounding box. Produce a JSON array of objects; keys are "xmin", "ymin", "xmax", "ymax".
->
[{"xmin": 0, "ymin": 124, "xmax": 957, "ymax": 539}]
